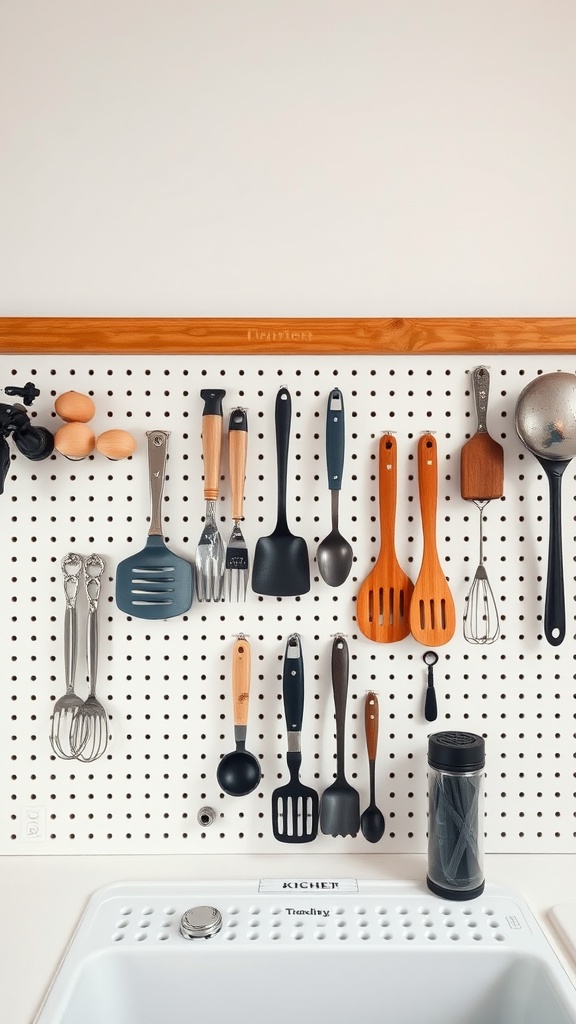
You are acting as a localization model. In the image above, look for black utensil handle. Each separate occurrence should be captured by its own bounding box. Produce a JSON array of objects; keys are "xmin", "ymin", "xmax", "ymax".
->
[
  {"xmin": 275, "ymin": 387, "xmax": 291, "ymax": 529},
  {"xmin": 326, "ymin": 388, "xmax": 345, "ymax": 491},
  {"xmin": 544, "ymin": 462, "xmax": 567, "ymax": 646},
  {"xmin": 331, "ymin": 635, "xmax": 349, "ymax": 775},
  {"xmin": 200, "ymin": 389, "xmax": 226, "ymax": 416},
  {"xmin": 425, "ymin": 680, "xmax": 438, "ymax": 722},
  {"xmin": 424, "ymin": 650, "xmax": 438, "ymax": 721},
  {"xmin": 283, "ymin": 633, "xmax": 304, "ymax": 733}
]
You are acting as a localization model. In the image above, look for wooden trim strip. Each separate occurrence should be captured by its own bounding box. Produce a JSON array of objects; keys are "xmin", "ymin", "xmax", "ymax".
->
[{"xmin": 0, "ymin": 317, "xmax": 575, "ymax": 355}]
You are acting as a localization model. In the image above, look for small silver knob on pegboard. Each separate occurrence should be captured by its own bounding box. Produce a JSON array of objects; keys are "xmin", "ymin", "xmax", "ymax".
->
[
  {"xmin": 197, "ymin": 806, "xmax": 216, "ymax": 827},
  {"xmin": 180, "ymin": 905, "xmax": 223, "ymax": 940}
]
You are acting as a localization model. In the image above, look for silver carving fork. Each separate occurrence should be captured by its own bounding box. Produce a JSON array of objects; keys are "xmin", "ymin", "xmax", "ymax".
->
[
  {"xmin": 195, "ymin": 388, "xmax": 226, "ymax": 601},
  {"xmin": 225, "ymin": 408, "xmax": 249, "ymax": 600}
]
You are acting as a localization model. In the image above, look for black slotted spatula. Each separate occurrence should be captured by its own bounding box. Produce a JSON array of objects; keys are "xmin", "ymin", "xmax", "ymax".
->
[
  {"xmin": 271, "ymin": 633, "xmax": 319, "ymax": 843},
  {"xmin": 115, "ymin": 430, "xmax": 193, "ymax": 619}
]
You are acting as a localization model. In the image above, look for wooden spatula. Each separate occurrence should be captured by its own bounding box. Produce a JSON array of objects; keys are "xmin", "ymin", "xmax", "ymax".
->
[
  {"xmin": 409, "ymin": 433, "xmax": 456, "ymax": 646},
  {"xmin": 357, "ymin": 434, "xmax": 413, "ymax": 643},
  {"xmin": 460, "ymin": 366, "xmax": 504, "ymax": 501}
]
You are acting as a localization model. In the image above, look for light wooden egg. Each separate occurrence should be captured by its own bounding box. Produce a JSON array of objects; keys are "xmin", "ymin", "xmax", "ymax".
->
[
  {"xmin": 95, "ymin": 429, "xmax": 137, "ymax": 460},
  {"xmin": 54, "ymin": 391, "xmax": 96, "ymax": 423},
  {"xmin": 54, "ymin": 422, "xmax": 96, "ymax": 460}
]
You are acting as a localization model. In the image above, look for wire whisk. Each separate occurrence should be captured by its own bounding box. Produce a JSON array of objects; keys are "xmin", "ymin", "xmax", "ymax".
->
[{"xmin": 463, "ymin": 500, "xmax": 500, "ymax": 644}]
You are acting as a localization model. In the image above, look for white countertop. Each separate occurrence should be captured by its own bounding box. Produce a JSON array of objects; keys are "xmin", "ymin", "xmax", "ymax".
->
[{"xmin": 5, "ymin": 853, "xmax": 576, "ymax": 1024}]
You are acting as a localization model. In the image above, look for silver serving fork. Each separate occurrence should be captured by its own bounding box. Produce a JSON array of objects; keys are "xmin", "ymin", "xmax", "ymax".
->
[
  {"xmin": 225, "ymin": 408, "xmax": 249, "ymax": 600},
  {"xmin": 50, "ymin": 553, "xmax": 85, "ymax": 759},
  {"xmin": 71, "ymin": 554, "xmax": 109, "ymax": 761},
  {"xmin": 195, "ymin": 389, "xmax": 226, "ymax": 601}
]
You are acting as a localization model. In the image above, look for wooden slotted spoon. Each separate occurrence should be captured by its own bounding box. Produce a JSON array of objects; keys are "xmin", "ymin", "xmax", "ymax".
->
[
  {"xmin": 357, "ymin": 434, "xmax": 413, "ymax": 643},
  {"xmin": 409, "ymin": 433, "xmax": 456, "ymax": 646}
]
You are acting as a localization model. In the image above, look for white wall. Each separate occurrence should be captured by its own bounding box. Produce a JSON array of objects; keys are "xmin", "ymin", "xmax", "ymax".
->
[{"xmin": 1, "ymin": 0, "xmax": 575, "ymax": 316}]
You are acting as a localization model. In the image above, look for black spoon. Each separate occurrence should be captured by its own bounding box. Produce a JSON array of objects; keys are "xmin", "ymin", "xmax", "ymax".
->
[{"xmin": 360, "ymin": 692, "xmax": 385, "ymax": 843}]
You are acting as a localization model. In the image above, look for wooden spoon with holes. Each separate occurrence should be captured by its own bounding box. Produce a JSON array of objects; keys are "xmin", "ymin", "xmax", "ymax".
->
[
  {"xmin": 409, "ymin": 433, "xmax": 456, "ymax": 646},
  {"xmin": 357, "ymin": 433, "xmax": 413, "ymax": 643}
]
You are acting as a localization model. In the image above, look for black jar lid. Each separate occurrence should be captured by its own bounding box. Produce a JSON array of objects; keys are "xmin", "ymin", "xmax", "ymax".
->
[{"xmin": 428, "ymin": 731, "xmax": 485, "ymax": 772}]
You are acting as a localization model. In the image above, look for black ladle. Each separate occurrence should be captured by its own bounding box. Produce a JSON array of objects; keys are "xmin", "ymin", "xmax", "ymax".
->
[
  {"xmin": 515, "ymin": 371, "xmax": 576, "ymax": 646},
  {"xmin": 424, "ymin": 651, "xmax": 438, "ymax": 722},
  {"xmin": 216, "ymin": 636, "xmax": 261, "ymax": 797}
]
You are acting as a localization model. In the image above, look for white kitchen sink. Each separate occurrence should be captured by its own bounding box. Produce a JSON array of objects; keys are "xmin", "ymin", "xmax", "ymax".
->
[{"xmin": 34, "ymin": 879, "xmax": 576, "ymax": 1024}]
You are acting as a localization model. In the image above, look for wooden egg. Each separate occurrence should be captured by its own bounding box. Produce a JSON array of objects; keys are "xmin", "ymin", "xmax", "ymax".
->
[
  {"xmin": 54, "ymin": 390, "xmax": 96, "ymax": 423},
  {"xmin": 95, "ymin": 429, "xmax": 137, "ymax": 460},
  {"xmin": 54, "ymin": 422, "xmax": 96, "ymax": 460}
]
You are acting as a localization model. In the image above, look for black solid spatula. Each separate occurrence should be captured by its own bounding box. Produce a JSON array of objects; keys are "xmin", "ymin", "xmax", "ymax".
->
[
  {"xmin": 320, "ymin": 635, "xmax": 360, "ymax": 837},
  {"xmin": 251, "ymin": 387, "xmax": 310, "ymax": 596},
  {"xmin": 271, "ymin": 633, "xmax": 319, "ymax": 843},
  {"xmin": 115, "ymin": 430, "xmax": 193, "ymax": 619}
]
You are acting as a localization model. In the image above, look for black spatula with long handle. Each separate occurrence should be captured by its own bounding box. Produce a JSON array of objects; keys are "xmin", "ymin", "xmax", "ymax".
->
[
  {"xmin": 251, "ymin": 387, "xmax": 310, "ymax": 596},
  {"xmin": 271, "ymin": 633, "xmax": 319, "ymax": 843},
  {"xmin": 320, "ymin": 635, "xmax": 360, "ymax": 837},
  {"xmin": 115, "ymin": 430, "xmax": 193, "ymax": 619}
]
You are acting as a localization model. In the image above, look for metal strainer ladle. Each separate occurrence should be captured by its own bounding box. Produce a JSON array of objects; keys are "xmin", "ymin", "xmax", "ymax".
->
[{"xmin": 515, "ymin": 371, "xmax": 576, "ymax": 646}]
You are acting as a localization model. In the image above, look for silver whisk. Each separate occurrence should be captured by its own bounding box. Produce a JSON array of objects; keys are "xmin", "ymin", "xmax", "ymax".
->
[
  {"xmin": 463, "ymin": 500, "xmax": 500, "ymax": 645},
  {"xmin": 50, "ymin": 553, "xmax": 86, "ymax": 759}
]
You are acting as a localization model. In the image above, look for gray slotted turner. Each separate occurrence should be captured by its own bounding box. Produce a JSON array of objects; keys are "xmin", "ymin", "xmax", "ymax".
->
[
  {"xmin": 271, "ymin": 633, "xmax": 319, "ymax": 843},
  {"xmin": 320, "ymin": 635, "xmax": 360, "ymax": 837},
  {"xmin": 115, "ymin": 430, "xmax": 193, "ymax": 619}
]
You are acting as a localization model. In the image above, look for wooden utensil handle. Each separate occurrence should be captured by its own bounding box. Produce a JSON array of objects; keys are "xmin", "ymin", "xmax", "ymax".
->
[
  {"xmin": 201, "ymin": 389, "xmax": 226, "ymax": 500},
  {"xmin": 364, "ymin": 692, "xmax": 379, "ymax": 760},
  {"xmin": 378, "ymin": 434, "xmax": 398, "ymax": 547},
  {"xmin": 232, "ymin": 636, "xmax": 251, "ymax": 727},
  {"xmin": 229, "ymin": 408, "xmax": 248, "ymax": 520},
  {"xmin": 417, "ymin": 434, "xmax": 438, "ymax": 549}
]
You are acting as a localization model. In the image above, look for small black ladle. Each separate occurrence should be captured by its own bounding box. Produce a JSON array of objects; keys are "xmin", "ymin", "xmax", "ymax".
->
[
  {"xmin": 216, "ymin": 636, "xmax": 261, "ymax": 797},
  {"xmin": 424, "ymin": 651, "xmax": 439, "ymax": 722}
]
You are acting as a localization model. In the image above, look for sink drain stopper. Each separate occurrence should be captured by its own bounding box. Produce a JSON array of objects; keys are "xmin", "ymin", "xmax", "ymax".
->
[{"xmin": 180, "ymin": 905, "xmax": 223, "ymax": 940}]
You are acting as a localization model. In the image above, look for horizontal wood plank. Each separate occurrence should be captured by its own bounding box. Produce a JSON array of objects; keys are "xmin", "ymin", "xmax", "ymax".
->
[{"xmin": 0, "ymin": 317, "xmax": 575, "ymax": 354}]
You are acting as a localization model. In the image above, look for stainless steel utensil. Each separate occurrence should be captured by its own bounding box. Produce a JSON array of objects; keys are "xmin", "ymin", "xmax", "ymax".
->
[
  {"xmin": 515, "ymin": 370, "xmax": 576, "ymax": 646},
  {"xmin": 225, "ymin": 408, "xmax": 249, "ymax": 600},
  {"xmin": 463, "ymin": 504, "xmax": 500, "ymax": 645},
  {"xmin": 320, "ymin": 635, "xmax": 360, "ymax": 837},
  {"xmin": 115, "ymin": 430, "xmax": 193, "ymax": 618},
  {"xmin": 461, "ymin": 367, "xmax": 503, "ymax": 644},
  {"xmin": 196, "ymin": 389, "xmax": 226, "ymax": 602},
  {"xmin": 50, "ymin": 553, "xmax": 85, "ymax": 759},
  {"xmin": 316, "ymin": 388, "xmax": 353, "ymax": 587},
  {"xmin": 70, "ymin": 554, "xmax": 109, "ymax": 762}
]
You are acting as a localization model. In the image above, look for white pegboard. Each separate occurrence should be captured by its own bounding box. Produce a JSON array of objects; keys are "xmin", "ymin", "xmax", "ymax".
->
[{"xmin": 1, "ymin": 353, "xmax": 575, "ymax": 855}]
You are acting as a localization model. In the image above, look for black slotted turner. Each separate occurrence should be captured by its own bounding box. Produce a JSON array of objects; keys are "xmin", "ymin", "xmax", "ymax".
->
[
  {"xmin": 115, "ymin": 430, "xmax": 193, "ymax": 619},
  {"xmin": 271, "ymin": 633, "xmax": 319, "ymax": 843}
]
